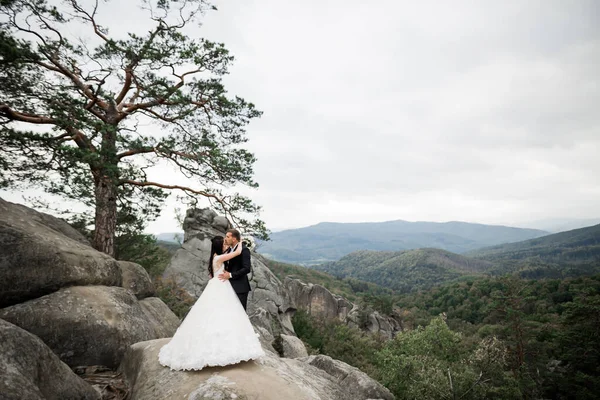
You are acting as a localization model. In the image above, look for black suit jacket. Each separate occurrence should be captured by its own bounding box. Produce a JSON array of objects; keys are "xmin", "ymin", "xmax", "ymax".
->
[{"xmin": 224, "ymin": 244, "xmax": 252, "ymax": 294}]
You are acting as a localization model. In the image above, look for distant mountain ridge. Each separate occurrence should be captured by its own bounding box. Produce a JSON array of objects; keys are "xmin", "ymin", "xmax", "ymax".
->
[
  {"xmin": 155, "ymin": 232, "xmax": 183, "ymax": 243},
  {"xmin": 257, "ymin": 220, "xmax": 548, "ymax": 265}
]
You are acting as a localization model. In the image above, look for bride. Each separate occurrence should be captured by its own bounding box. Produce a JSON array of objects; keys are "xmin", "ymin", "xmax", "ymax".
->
[{"xmin": 158, "ymin": 235, "xmax": 265, "ymax": 370}]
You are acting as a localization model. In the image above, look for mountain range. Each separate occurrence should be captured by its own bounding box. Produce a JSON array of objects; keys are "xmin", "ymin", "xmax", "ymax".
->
[
  {"xmin": 309, "ymin": 224, "xmax": 600, "ymax": 292},
  {"xmin": 256, "ymin": 220, "xmax": 548, "ymax": 265},
  {"xmin": 467, "ymin": 223, "xmax": 600, "ymax": 278}
]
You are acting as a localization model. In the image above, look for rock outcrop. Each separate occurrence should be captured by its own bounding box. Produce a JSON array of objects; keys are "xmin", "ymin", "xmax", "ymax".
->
[
  {"xmin": 0, "ymin": 285, "xmax": 179, "ymax": 368},
  {"xmin": 280, "ymin": 334, "xmax": 309, "ymax": 358},
  {"xmin": 301, "ymin": 354, "xmax": 395, "ymax": 400},
  {"xmin": 285, "ymin": 277, "xmax": 403, "ymax": 339},
  {"xmin": 0, "ymin": 199, "xmax": 397, "ymax": 399},
  {"xmin": 119, "ymin": 260, "xmax": 155, "ymax": 299},
  {"xmin": 0, "ymin": 318, "xmax": 99, "ymax": 400},
  {"xmin": 163, "ymin": 208, "xmax": 297, "ymax": 344},
  {"xmin": 119, "ymin": 338, "xmax": 394, "ymax": 400},
  {"xmin": 0, "ymin": 198, "xmax": 121, "ymax": 307},
  {"xmin": 0, "ymin": 198, "xmax": 181, "ymax": 372}
]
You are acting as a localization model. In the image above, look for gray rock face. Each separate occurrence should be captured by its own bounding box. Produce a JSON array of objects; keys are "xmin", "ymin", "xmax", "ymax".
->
[
  {"xmin": 301, "ymin": 355, "xmax": 394, "ymax": 400},
  {"xmin": 119, "ymin": 260, "xmax": 155, "ymax": 299},
  {"xmin": 285, "ymin": 277, "xmax": 403, "ymax": 339},
  {"xmin": 0, "ymin": 318, "xmax": 99, "ymax": 400},
  {"xmin": 162, "ymin": 208, "xmax": 227, "ymax": 297},
  {"xmin": 0, "ymin": 198, "xmax": 91, "ymax": 245},
  {"xmin": 0, "ymin": 198, "xmax": 121, "ymax": 307},
  {"xmin": 249, "ymin": 253, "xmax": 296, "ymax": 334},
  {"xmin": 139, "ymin": 297, "xmax": 181, "ymax": 338},
  {"xmin": 163, "ymin": 208, "xmax": 297, "ymax": 344},
  {"xmin": 119, "ymin": 338, "xmax": 394, "ymax": 400},
  {"xmin": 285, "ymin": 276, "xmax": 350, "ymax": 320},
  {"xmin": 0, "ymin": 286, "xmax": 179, "ymax": 368},
  {"xmin": 280, "ymin": 334, "xmax": 309, "ymax": 358}
]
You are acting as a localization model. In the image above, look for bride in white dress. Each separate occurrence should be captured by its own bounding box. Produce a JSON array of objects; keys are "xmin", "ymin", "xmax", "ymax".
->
[{"xmin": 159, "ymin": 235, "xmax": 265, "ymax": 370}]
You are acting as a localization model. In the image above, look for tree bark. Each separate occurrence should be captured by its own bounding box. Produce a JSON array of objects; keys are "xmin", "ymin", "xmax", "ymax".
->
[
  {"xmin": 92, "ymin": 115, "xmax": 119, "ymax": 257},
  {"xmin": 93, "ymin": 174, "xmax": 117, "ymax": 257}
]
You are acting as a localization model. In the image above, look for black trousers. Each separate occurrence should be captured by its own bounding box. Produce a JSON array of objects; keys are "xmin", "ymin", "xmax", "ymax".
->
[{"xmin": 236, "ymin": 292, "xmax": 249, "ymax": 311}]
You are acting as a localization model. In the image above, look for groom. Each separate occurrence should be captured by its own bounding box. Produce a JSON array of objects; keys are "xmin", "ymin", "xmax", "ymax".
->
[{"xmin": 218, "ymin": 229, "xmax": 252, "ymax": 311}]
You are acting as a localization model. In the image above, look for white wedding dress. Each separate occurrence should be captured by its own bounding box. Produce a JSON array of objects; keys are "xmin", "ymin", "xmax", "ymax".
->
[{"xmin": 158, "ymin": 254, "xmax": 265, "ymax": 370}]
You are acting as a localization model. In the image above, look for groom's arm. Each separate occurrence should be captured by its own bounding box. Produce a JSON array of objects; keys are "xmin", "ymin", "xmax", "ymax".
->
[{"xmin": 230, "ymin": 246, "xmax": 251, "ymax": 279}]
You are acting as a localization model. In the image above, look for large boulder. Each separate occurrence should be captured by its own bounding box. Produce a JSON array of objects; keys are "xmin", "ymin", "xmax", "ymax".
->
[
  {"xmin": 0, "ymin": 285, "xmax": 180, "ymax": 368},
  {"xmin": 301, "ymin": 355, "xmax": 395, "ymax": 400},
  {"xmin": 162, "ymin": 208, "xmax": 229, "ymax": 297},
  {"xmin": 119, "ymin": 260, "xmax": 155, "ymax": 299},
  {"xmin": 0, "ymin": 198, "xmax": 121, "ymax": 307},
  {"xmin": 0, "ymin": 198, "xmax": 90, "ymax": 245},
  {"xmin": 163, "ymin": 208, "xmax": 297, "ymax": 342},
  {"xmin": 0, "ymin": 318, "xmax": 99, "ymax": 400},
  {"xmin": 138, "ymin": 296, "xmax": 181, "ymax": 338},
  {"xmin": 119, "ymin": 338, "xmax": 394, "ymax": 400},
  {"xmin": 285, "ymin": 277, "xmax": 350, "ymax": 320},
  {"xmin": 280, "ymin": 334, "xmax": 309, "ymax": 358},
  {"xmin": 248, "ymin": 253, "xmax": 296, "ymax": 335}
]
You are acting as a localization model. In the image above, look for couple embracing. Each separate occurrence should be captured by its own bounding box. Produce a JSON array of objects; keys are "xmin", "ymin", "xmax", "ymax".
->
[{"xmin": 158, "ymin": 229, "xmax": 264, "ymax": 371}]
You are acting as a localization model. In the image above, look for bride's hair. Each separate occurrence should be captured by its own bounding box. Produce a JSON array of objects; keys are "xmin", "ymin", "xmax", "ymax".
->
[{"xmin": 208, "ymin": 236, "xmax": 224, "ymax": 277}]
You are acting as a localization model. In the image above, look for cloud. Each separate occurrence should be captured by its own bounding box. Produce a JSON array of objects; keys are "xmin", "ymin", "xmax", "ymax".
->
[{"xmin": 2, "ymin": 0, "xmax": 599, "ymax": 234}]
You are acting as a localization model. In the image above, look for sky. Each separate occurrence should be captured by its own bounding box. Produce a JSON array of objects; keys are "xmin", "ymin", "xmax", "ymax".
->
[{"xmin": 2, "ymin": 0, "xmax": 599, "ymax": 233}]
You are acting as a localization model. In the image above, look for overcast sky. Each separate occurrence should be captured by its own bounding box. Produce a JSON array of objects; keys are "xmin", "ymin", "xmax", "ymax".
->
[{"xmin": 2, "ymin": 0, "xmax": 599, "ymax": 233}]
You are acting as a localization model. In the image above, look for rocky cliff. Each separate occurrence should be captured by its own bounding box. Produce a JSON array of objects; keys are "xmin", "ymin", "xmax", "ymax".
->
[
  {"xmin": 0, "ymin": 198, "xmax": 180, "ymax": 396},
  {"xmin": 0, "ymin": 201, "xmax": 395, "ymax": 399},
  {"xmin": 285, "ymin": 277, "xmax": 404, "ymax": 339}
]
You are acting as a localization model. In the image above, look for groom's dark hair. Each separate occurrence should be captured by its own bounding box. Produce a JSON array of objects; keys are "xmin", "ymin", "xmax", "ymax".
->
[{"xmin": 227, "ymin": 229, "xmax": 241, "ymax": 241}]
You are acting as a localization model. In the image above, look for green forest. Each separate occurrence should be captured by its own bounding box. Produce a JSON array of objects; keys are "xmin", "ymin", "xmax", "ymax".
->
[
  {"xmin": 290, "ymin": 274, "xmax": 600, "ymax": 399},
  {"xmin": 266, "ymin": 226, "xmax": 600, "ymax": 399}
]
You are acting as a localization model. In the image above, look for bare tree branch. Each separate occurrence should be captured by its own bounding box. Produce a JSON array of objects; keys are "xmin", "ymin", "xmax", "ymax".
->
[{"xmin": 0, "ymin": 104, "xmax": 55, "ymax": 124}]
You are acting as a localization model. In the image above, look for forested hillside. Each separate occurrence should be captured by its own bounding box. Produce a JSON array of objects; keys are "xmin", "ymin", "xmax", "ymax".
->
[
  {"xmin": 467, "ymin": 224, "xmax": 600, "ymax": 278},
  {"xmin": 291, "ymin": 272, "xmax": 600, "ymax": 399},
  {"xmin": 312, "ymin": 248, "xmax": 494, "ymax": 293}
]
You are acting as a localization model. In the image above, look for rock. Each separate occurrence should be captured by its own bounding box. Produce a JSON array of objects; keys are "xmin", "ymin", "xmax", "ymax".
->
[
  {"xmin": 0, "ymin": 198, "xmax": 90, "ymax": 245},
  {"xmin": 0, "ymin": 318, "xmax": 99, "ymax": 400},
  {"xmin": 285, "ymin": 277, "xmax": 345, "ymax": 320},
  {"xmin": 286, "ymin": 277, "xmax": 403, "ymax": 339},
  {"xmin": 301, "ymin": 355, "xmax": 394, "ymax": 400},
  {"xmin": 0, "ymin": 198, "xmax": 121, "ymax": 307},
  {"xmin": 163, "ymin": 208, "xmax": 297, "ymax": 347},
  {"xmin": 280, "ymin": 334, "xmax": 309, "ymax": 358},
  {"xmin": 248, "ymin": 307, "xmax": 278, "ymax": 354},
  {"xmin": 119, "ymin": 338, "xmax": 394, "ymax": 400},
  {"xmin": 119, "ymin": 260, "xmax": 155, "ymax": 299},
  {"xmin": 139, "ymin": 297, "xmax": 181, "ymax": 338},
  {"xmin": 0, "ymin": 286, "xmax": 178, "ymax": 368},
  {"xmin": 248, "ymin": 253, "xmax": 297, "ymax": 335}
]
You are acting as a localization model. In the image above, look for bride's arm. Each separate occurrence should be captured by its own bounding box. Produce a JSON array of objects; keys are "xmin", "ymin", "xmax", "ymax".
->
[{"xmin": 216, "ymin": 243, "xmax": 243, "ymax": 262}]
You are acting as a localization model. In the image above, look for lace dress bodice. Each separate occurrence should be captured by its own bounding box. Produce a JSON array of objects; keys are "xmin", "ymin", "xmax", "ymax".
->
[{"xmin": 212, "ymin": 255, "xmax": 225, "ymax": 277}]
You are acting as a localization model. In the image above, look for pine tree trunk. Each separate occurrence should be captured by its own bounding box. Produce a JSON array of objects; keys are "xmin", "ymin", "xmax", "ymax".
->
[
  {"xmin": 93, "ymin": 174, "xmax": 117, "ymax": 257},
  {"xmin": 93, "ymin": 115, "xmax": 119, "ymax": 257}
]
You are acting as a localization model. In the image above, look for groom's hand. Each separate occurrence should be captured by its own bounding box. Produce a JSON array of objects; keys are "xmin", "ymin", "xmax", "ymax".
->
[{"xmin": 218, "ymin": 271, "xmax": 231, "ymax": 281}]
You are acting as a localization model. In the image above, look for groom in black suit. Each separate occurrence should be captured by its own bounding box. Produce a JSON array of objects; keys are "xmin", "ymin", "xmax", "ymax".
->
[{"xmin": 218, "ymin": 229, "xmax": 252, "ymax": 311}]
